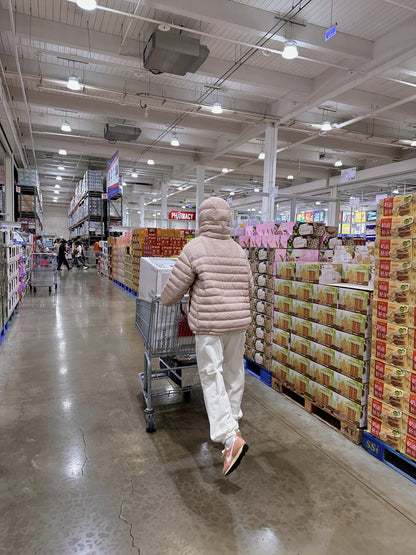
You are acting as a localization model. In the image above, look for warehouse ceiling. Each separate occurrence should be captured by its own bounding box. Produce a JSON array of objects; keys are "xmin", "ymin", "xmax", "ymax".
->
[{"xmin": 1, "ymin": 0, "xmax": 416, "ymax": 213}]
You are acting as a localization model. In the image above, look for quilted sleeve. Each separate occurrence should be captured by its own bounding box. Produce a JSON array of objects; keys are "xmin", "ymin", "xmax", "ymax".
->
[
  {"xmin": 160, "ymin": 247, "xmax": 195, "ymax": 306},
  {"xmin": 247, "ymin": 257, "xmax": 254, "ymax": 296}
]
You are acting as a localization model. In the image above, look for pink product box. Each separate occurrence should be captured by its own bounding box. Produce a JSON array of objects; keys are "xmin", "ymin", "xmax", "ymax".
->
[
  {"xmin": 245, "ymin": 226, "xmax": 255, "ymax": 236},
  {"xmin": 288, "ymin": 250, "xmax": 321, "ymax": 263},
  {"xmin": 256, "ymin": 223, "xmax": 276, "ymax": 236},
  {"xmin": 275, "ymin": 222, "xmax": 294, "ymax": 236},
  {"xmin": 239, "ymin": 236, "xmax": 251, "ymax": 248}
]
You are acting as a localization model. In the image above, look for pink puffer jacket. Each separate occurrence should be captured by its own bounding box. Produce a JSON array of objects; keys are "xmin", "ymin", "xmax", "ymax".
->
[{"xmin": 161, "ymin": 197, "xmax": 254, "ymax": 335}]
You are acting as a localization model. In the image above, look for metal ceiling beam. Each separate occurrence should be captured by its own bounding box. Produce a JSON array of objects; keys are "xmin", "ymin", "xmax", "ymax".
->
[{"xmin": 136, "ymin": 0, "xmax": 373, "ymax": 60}]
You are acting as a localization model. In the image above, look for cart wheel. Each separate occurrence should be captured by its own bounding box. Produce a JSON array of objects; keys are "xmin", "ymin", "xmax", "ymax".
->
[
  {"xmin": 183, "ymin": 390, "xmax": 191, "ymax": 402},
  {"xmin": 49, "ymin": 287, "xmax": 52, "ymax": 293},
  {"xmin": 55, "ymin": 283, "xmax": 57, "ymax": 290},
  {"xmin": 146, "ymin": 414, "xmax": 156, "ymax": 433},
  {"xmin": 33, "ymin": 287, "xmax": 37, "ymax": 293}
]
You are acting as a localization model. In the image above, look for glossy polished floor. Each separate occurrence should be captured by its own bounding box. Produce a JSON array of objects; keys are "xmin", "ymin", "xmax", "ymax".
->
[{"xmin": 1, "ymin": 270, "xmax": 416, "ymax": 554}]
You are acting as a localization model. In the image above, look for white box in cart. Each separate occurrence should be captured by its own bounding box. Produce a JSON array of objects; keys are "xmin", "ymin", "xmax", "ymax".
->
[{"xmin": 139, "ymin": 257, "xmax": 177, "ymax": 301}]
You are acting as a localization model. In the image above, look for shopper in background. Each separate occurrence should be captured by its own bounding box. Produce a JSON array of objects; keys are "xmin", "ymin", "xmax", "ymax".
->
[
  {"xmin": 93, "ymin": 240, "xmax": 100, "ymax": 265},
  {"xmin": 77, "ymin": 241, "xmax": 88, "ymax": 269},
  {"xmin": 57, "ymin": 239, "xmax": 71, "ymax": 271},
  {"xmin": 161, "ymin": 197, "xmax": 254, "ymax": 477},
  {"xmin": 35, "ymin": 235, "xmax": 45, "ymax": 252}
]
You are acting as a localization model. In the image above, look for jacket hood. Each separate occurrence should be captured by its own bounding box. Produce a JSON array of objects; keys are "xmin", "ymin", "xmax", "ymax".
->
[{"xmin": 198, "ymin": 197, "xmax": 231, "ymax": 239}]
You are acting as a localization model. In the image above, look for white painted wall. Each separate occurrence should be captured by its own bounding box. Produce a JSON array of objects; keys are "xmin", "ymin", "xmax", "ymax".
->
[{"xmin": 43, "ymin": 204, "xmax": 69, "ymax": 239}]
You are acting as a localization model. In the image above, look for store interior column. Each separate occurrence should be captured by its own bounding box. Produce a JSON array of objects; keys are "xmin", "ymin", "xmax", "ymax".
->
[
  {"xmin": 196, "ymin": 165, "xmax": 205, "ymax": 232},
  {"xmin": 262, "ymin": 123, "xmax": 278, "ymax": 222},
  {"xmin": 139, "ymin": 194, "xmax": 145, "ymax": 228},
  {"xmin": 161, "ymin": 180, "xmax": 168, "ymax": 229},
  {"xmin": 328, "ymin": 184, "xmax": 340, "ymax": 227}
]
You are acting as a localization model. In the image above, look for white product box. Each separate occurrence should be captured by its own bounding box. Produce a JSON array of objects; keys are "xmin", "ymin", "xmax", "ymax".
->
[{"xmin": 139, "ymin": 257, "xmax": 177, "ymax": 301}]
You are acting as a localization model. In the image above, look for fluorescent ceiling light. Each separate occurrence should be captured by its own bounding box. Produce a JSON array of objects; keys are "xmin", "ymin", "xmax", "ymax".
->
[
  {"xmin": 67, "ymin": 76, "xmax": 81, "ymax": 91},
  {"xmin": 282, "ymin": 40, "xmax": 298, "ymax": 60},
  {"xmin": 53, "ymin": 197, "xmax": 58, "ymax": 201},
  {"xmin": 324, "ymin": 208, "xmax": 328, "ymax": 211},
  {"xmin": 170, "ymin": 135, "xmax": 180, "ymax": 147},
  {"xmin": 221, "ymin": 168, "xmax": 229, "ymax": 173},
  {"xmin": 182, "ymin": 205, "xmax": 186, "ymax": 209},
  {"xmin": 178, "ymin": 186, "xmax": 184, "ymax": 190},
  {"xmin": 321, "ymin": 121, "xmax": 332, "ymax": 132},
  {"xmin": 287, "ymin": 174, "xmax": 294, "ymax": 180},
  {"xmin": 61, "ymin": 121, "xmax": 71, "ymax": 132},
  {"xmin": 211, "ymin": 102, "xmax": 223, "ymax": 114},
  {"xmin": 53, "ymin": 199, "xmax": 58, "ymax": 202},
  {"xmin": 157, "ymin": 212, "xmax": 161, "ymax": 215},
  {"xmin": 58, "ymin": 165, "xmax": 65, "ymax": 171},
  {"xmin": 137, "ymin": 210, "xmax": 141, "ymax": 213},
  {"xmin": 54, "ymin": 184, "xmax": 61, "ymax": 189},
  {"xmin": 58, "ymin": 149, "xmax": 67, "ymax": 155},
  {"xmin": 393, "ymin": 188, "xmax": 400, "ymax": 194},
  {"xmin": 254, "ymin": 187, "xmax": 260, "ymax": 192},
  {"xmin": 229, "ymin": 192, "xmax": 235, "ymax": 196},
  {"xmin": 131, "ymin": 172, "xmax": 138, "ymax": 178},
  {"xmin": 275, "ymin": 203, "xmax": 279, "ymax": 208},
  {"xmin": 56, "ymin": 175, "xmax": 62, "ymax": 181},
  {"xmin": 411, "ymin": 139, "xmax": 416, "ymax": 147},
  {"xmin": 258, "ymin": 151, "xmax": 265, "ymax": 160},
  {"xmin": 315, "ymin": 201, "xmax": 321, "ymax": 206},
  {"xmin": 76, "ymin": 0, "xmax": 97, "ymax": 11},
  {"xmin": 334, "ymin": 159, "xmax": 343, "ymax": 167},
  {"xmin": 147, "ymin": 159, "xmax": 155, "ymax": 165}
]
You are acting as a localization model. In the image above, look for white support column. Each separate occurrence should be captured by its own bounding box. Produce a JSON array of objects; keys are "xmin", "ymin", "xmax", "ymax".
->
[
  {"xmin": 5, "ymin": 153, "xmax": 14, "ymax": 221},
  {"xmin": 262, "ymin": 123, "xmax": 278, "ymax": 222},
  {"xmin": 328, "ymin": 185, "xmax": 340, "ymax": 227},
  {"xmin": 290, "ymin": 198, "xmax": 297, "ymax": 222},
  {"xmin": 161, "ymin": 179, "xmax": 168, "ymax": 229},
  {"xmin": 140, "ymin": 194, "xmax": 145, "ymax": 228},
  {"xmin": 196, "ymin": 165, "xmax": 205, "ymax": 233}
]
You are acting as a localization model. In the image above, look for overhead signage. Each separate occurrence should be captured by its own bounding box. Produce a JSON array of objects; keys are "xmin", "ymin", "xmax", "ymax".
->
[
  {"xmin": 341, "ymin": 167, "xmax": 356, "ymax": 183},
  {"xmin": 107, "ymin": 150, "xmax": 120, "ymax": 199},
  {"xmin": 102, "ymin": 193, "xmax": 108, "ymax": 200},
  {"xmin": 325, "ymin": 24, "xmax": 337, "ymax": 42},
  {"xmin": 169, "ymin": 210, "xmax": 196, "ymax": 221},
  {"xmin": 376, "ymin": 193, "xmax": 388, "ymax": 204},
  {"xmin": 16, "ymin": 186, "xmax": 20, "ymax": 193}
]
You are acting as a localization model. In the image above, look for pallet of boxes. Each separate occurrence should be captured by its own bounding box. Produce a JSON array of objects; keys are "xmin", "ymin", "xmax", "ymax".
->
[
  {"xmin": 132, "ymin": 228, "xmax": 148, "ymax": 294},
  {"xmin": 366, "ymin": 194, "xmax": 416, "ymax": 462},
  {"xmin": 243, "ymin": 220, "xmax": 374, "ymax": 444}
]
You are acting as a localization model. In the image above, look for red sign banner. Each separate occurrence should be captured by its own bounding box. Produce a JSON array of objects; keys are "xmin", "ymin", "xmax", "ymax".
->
[{"xmin": 169, "ymin": 210, "xmax": 196, "ymax": 221}]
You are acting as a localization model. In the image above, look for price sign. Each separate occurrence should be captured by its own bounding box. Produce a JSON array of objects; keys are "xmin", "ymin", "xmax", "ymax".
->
[{"xmin": 341, "ymin": 167, "xmax": 356, "ymax": 183}]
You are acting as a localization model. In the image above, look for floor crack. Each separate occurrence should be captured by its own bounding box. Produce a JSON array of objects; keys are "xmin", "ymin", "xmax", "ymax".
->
[
  {"xmin": 80, "ymin": 427, "xmax": 88, "ymax": 476},
  {"xmin": 119, "ymin": 476, "xmax": 140, "ymax": 554}
]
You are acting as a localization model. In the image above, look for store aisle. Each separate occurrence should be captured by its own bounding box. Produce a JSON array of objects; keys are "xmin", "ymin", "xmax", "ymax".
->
[{"xmin": 1, "ymin": 271, "xmax": 416, "ymax": 554}]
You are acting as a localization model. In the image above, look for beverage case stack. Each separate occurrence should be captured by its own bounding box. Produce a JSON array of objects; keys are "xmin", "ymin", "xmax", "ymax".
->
[
  {"xmin": 368, "ymin": 194, "xmax": 416, "ymax": 461},
  {"xmin": 243, "ymin": 221, "xmax": 375, "ymax": 436}
]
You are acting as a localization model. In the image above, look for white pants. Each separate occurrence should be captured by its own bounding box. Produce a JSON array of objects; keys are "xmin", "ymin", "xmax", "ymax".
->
[{"xmin": 195, "ymin": 332, "xmax": 245, "ymax": 444}]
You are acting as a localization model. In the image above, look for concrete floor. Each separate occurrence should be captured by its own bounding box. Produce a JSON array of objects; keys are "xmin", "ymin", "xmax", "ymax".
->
[{"xmin": 1, "ymin": 270, "xmax": 416, "ymax": 554}]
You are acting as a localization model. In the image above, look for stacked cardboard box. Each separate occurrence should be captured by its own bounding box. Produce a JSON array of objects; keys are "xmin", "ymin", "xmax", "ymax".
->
[
  {"xmin": 143, "ymin": 228, "xmax": 188, "ymax": 257},
  {"xmin": 132, "ymin": 228, "xmax": 148, "ymax": 293},
  {"xmin": 242, "ymin": 222, "xmax": 374, "ymax": 430},
  {"xmin": 99, "ymin": 240, "xmax": 112, "ymax": 279},
  {"xmin": 368, "ymin": 194, "xmax": 416, "ymax": 460}
]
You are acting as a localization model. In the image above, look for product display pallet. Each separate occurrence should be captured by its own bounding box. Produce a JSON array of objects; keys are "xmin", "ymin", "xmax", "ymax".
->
[
  {"xmin": 271, "ymin": 376, "xmax": 364, "ymax": 444},
  {"xmin": 362, "ymin": 431, "xmax": 416, "ymax": 485},
  {"xmin": 0, "ymin": 302, "xmax": 19, "ymax": 346},
  {"xmin": 112, "ymin": 279, "xmax": 138, "ymax": 298},
  {"xmin": 244, "ymin": 357, "xmax": 272, "ymax": 387}
]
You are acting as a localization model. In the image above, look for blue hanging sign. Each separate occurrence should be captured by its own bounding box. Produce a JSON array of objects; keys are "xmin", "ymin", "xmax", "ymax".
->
[{"xmin": 325, "ymin": 24, "xmax": 337, "ymax": 42}]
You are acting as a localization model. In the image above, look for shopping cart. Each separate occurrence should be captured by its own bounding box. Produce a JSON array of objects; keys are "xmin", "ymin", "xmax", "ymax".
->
[
  {"xmin": 30, "ymin": 253, "xmax": 58, "ymax": 293},
  {"xmin": 135, "ymin": 296, "xmax": 199, "ymax": 432}
]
